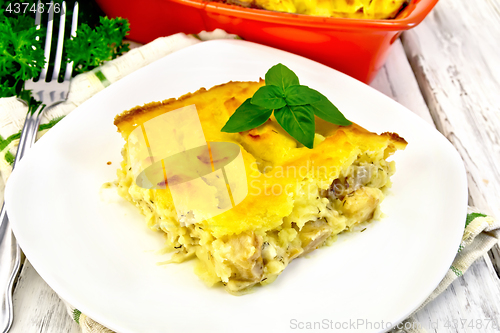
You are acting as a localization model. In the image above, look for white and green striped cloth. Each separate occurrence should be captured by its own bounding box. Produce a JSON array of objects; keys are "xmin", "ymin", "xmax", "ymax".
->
[{"xmin": 0, "ymin": 30, "xmax": 498, "ymax": 333}]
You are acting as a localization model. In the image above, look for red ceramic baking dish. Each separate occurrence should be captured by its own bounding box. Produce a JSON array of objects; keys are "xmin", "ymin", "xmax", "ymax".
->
[{"xmin": 95, "ymin": 0, "xmax": 438, "ymax": 83}]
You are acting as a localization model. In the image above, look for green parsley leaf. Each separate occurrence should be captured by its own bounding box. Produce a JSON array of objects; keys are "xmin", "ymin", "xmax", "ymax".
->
[
  {"xmin": 285, "ymin": 85, "xmax": 321, "ymax": 106},
  {"xmin": 65, "ymin": 16, "xmax": 130, "ymax": 74},
  {"xmin": 274, "ymin": 105, "xmax": 315, "ymax": 148},
  {"xmin": 310, "ymin": 90, "xmax": 352, "ymax": 126},
  {"xmin": 251, "ymin": 85, "xmax": 286, "ymax": 110},
  {"xmin": 0, "ymin": 80, "xmax": 16, "ymax": 98},
  {"xmin": 221, "ymin": 99, "xmax": 273, "ymax": 133},
  {"xmin": 0, "ymin": 15, "xmax": 45, "ymax": 97},
  {"xmin": 265, "ymin": 63, "xmax": 299, "ymax": 91}
]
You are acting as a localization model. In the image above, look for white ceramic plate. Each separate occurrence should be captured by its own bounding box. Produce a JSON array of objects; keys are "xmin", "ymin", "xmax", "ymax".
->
[{"xmin": 6, "ymin": 40, "xmax": 467, "ymax": 333}]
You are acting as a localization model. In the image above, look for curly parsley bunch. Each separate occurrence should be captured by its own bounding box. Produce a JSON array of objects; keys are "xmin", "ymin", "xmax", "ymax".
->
[
  {"xmin": 0, "ymin": 14, "xmax": 45, "ymax": 97},
  {"xmin": 0, "ymin": 0, "xmax": 130, "ymax": 98},
  {"xmin": 65, "ymin": 16, "xmax": 130, "ymax": 74}
]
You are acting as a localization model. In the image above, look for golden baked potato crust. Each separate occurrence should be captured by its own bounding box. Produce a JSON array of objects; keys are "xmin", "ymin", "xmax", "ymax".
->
[{"xmin": 113, "ymin": 80, "xmax": 407, "ymax": 293}]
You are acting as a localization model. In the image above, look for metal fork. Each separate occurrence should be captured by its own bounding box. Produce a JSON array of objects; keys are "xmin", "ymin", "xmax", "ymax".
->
[{"xmin": 0, "ymin": 2, "xmax": 78, "ymax": 332}]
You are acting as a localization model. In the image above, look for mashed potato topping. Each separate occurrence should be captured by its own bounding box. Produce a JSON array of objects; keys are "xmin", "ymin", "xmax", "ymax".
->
[
  {"xmin": 225, "ymin": 0, "xmax": 411, "ymax": 20},
  {"xmin": 114, "ymin": 80, "xmax": 407, "ymax": 294}
]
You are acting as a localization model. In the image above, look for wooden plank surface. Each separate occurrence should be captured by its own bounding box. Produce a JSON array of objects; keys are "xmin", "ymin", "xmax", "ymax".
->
[
  {"xmin": 414, "ymin": 256, "xmax": 500, "ymax": 333},
  {"xmin": 10, "ymin": 260, "xmax": 80, "ymax": 333},
  {"xmin": 398, "ymin": 0, "xmax": 500, "ymax": 331},
  {"xmin": 401, "ymin": 0, "xmax": 500, "ymax": 219}
]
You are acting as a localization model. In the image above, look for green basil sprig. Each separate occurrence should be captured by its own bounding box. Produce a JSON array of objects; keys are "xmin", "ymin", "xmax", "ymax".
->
[{"xmin": 221, "ymin": 63, "xmax": 351, "ymax": 148}]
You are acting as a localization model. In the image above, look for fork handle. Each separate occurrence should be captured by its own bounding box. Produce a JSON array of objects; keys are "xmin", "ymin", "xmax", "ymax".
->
[
  {"xmin": 0, "ymin": 104, "xmax": 43, "ymax": 332},
  {"xmin": 13, "ymin": 104, "xmax": 44, "ymax": 169},
  {"xmin": 0, "ymin": 205, "xmax": 21, "ymax": 333}
]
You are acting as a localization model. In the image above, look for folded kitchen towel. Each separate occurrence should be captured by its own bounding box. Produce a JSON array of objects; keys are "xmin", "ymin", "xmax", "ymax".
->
[{"xmin": 0, "ymin": 30, "xmax": 498, "ymax": 333}]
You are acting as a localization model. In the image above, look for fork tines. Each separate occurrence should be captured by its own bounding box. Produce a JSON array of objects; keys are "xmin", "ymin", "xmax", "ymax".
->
[{"xmin": 18, "ymin": 1, "xmax": 79, "ymax": 162}]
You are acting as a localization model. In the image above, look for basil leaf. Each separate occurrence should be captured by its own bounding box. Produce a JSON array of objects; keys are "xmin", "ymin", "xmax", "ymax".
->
[
  {"xmin": 265, "ymin": 63, "xmax": 299, "ymax": 91},
  {"xmin": 221, "ymin": 99, "xmax": 273, "ymax": 133},
  {"xmin": 309, "ymin": 90, "xmax": 352, "ymax": 126},
  {"xmin": 251, "ymin": 85, "xmax": 286, "ymax": 110},
  {"xmin": 274, "ymin": 105, "xmax": 315, "ymax": 149},
  {"xmin": 285, "ymin": 85, "xmax": 321, "ymax": 106}
]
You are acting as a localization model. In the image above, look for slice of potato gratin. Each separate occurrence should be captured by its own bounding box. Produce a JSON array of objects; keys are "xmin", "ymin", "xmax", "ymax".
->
[{"xmin": 114, "ymin": 80, "xmax": 407, "ymax": 294}]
